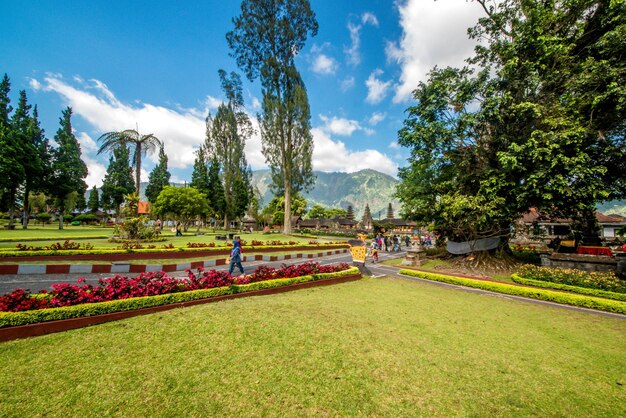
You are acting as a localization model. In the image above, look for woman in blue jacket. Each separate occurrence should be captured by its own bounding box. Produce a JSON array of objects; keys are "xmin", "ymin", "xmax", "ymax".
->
[{"xmin": 228, "ymin": 237, "xmax": 245, "ymax": 276}]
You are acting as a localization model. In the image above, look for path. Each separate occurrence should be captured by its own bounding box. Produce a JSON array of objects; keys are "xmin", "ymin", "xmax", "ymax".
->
[{"xmin": 1, "ymin": 250, "xmax": 623, "ymax": 320}]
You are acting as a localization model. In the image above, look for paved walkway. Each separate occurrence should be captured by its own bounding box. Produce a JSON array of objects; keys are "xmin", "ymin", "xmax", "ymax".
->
[{"xmin": 1, "ymin": 250, "xmax": 623, "ymax": 320}]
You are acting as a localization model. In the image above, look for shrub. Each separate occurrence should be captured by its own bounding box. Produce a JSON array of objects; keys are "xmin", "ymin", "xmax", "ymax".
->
[
  {"xmin": 74, "ymin": 214, "xmax": 98, "ymax": 224},
  {"xmin": 35, "ymin": 213, "xmax": 52, "ymax": 224},
  {"xmin": 511, "ymin": 274, "xmax": 626, "ymax": 302},
  {"xmin": 517, "ymin": 265, "xmax": 626, "ymax": 293},
  {"xmin": 0, "ymin": 262, "xmax": 354, "ymax": 313},
  {"xmin": 400, "ymin": 269, "xmax": 626, "ymax": 315},
  {"xmin": 186, "ymin": 242, "xmax": 216, "ymax": 248}
]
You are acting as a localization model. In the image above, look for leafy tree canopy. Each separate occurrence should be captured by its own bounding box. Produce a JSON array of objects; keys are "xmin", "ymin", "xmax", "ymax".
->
[
  {"xmin": 397, "ymin": 0, "xmax": 626, "ymax": 243},
  {"xmin": 152, "ymin": 186, "xmax": 209, "ymax": 227}
]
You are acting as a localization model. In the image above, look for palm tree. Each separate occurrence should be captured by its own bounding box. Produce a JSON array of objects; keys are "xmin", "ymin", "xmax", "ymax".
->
[{"xmin": 97, "ymin": 129, "xmax": 163, "ymax": 195}]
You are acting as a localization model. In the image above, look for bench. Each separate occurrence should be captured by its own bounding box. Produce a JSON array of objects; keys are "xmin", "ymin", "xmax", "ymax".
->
[
  {"xmin": 215, "ymin": 235, "xmax": 227, "ymax": 241},
  {"xmin": 3, "ymin": 224, "xmax": 16, "ymax": 230}
]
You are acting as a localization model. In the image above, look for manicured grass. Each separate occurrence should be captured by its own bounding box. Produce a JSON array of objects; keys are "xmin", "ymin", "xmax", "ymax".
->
[
  {"xmin": 0, "ymin": 230, "xmax": 335, "ymax": 249},
  {"xmin": 1, "ymin": 277, "xmax": 624, "ymax": 416}
]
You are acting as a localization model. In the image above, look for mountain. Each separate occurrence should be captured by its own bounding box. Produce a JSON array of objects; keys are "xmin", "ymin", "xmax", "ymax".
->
[{"xmin": 251, "ymin": 169, "xmax": 401, "ymax": 219}]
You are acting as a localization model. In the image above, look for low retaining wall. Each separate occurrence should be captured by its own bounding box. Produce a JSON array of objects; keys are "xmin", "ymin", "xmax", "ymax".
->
[
  {"xmin": 541, "ymin": 253, "xmax": 618, "ymax": 273},
  {"xmin": 0, "ymin": 249, "xmax": 349, "ymax": 275},
  {"xmin": 0, "ymin": 244, "xmax": 348, "ymax": 262},
  {"xmin": 0, "ymin": 273, "xmax": 362, "ymax": 342}
]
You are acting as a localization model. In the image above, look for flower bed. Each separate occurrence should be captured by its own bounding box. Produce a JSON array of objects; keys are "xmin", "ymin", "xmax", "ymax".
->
[
  {"xmin": 517, "ymin": 265, "xmax": 626, "ymax": 293},
  {"xmin": 0, "ymin": 264, "xmax": 359, "ymax": 330},
  {"xmin": 0, "ymin": 261, "xmax": 351, "ymax": 313}
]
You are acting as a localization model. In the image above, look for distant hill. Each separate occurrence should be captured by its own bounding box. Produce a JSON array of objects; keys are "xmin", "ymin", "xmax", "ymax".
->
[{"xmin": 251, "ymin": 169, "xmax": 401, "ymax": 219}]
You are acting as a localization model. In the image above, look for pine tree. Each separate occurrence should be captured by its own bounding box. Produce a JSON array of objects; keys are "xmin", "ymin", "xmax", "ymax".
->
[
  {"xmin": 346, "ymin": 205, "xmax": 355, "ymax": 220},
  {"xmin": 5, "ymin": 89, "xmax": 29, "ymax": 226},
  {"xmin": 227, "ymin": 0, "xmax": 318, "ymax": 233},
  {"xmin": 190, "ymin": 146, "xmax": 210, "ymax": 196},
  {"xmin": 21, "ymin": 106, "xmax": 50, "ymax": 228},
  {"xmin": 386, "ymin": 203, "xmax": 394, "ymax": 220},
  {"xmin": 100, "ymin": 144, "xmax": 135, "ymax": 216},
  {"xmin": 204, "ymin": 70, "xmax": 253, "ymax": 229},
  {"xmin": 207, "ymin": 157, "xmax": 225, "ymax": 224},
  {"xmin": 88, "ymin": 185, "xmax": 100, "ymax": 213},
  {"xmin": 145, "ymin": 145, "xmax": 171, "ymax": 203},
  {"xmin": 48, "ymin": 107, "xmax": 88, "ymax": 229}
]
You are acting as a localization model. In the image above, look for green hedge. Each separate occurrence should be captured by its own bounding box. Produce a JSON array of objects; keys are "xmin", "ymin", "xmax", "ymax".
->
[
  {"xmin": 0, "ymin": 267, "xmax": 360, "ymax": 328},
  {"xmin": 517, "ymin": 265, "xmax": 626, "ymax": 293},
  {"xmin": 0, "ymin": 235, "xmax": 111, "ymax": 243},
  {"xmin": 399, "ymin": 269, "xmax": 626, "ymax": 315},
  {"xmin": 511, "ymin": 274, "xmax": 626, "ymax": 302},
  {"xmin": 0, "ymin": 243, "xmax": 348, "ymax": 258}
]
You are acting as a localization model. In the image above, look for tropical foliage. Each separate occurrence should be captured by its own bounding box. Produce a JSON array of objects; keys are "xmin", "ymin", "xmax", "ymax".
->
[{"xmin": 396, "ymin": 0, "xmax": 626, "ymax": 244}]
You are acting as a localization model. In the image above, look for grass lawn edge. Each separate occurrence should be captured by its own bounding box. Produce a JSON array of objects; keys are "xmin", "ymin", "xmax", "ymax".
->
[
  {"xmin": 0, "ymin": 267, "xmax": 361, "ymax": 340},
  {"xmin": 399, "ymin": 269, "xmax": 626, "ymax": 315}
]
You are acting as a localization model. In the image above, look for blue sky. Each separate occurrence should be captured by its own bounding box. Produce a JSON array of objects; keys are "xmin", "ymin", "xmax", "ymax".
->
[{"xmin": 1, "ymin": 0, "xmax": 486, "ymax": 188}]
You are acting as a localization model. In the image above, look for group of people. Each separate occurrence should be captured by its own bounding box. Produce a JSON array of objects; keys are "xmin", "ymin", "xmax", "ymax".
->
[{"xmin": 368, "ymin": 234, "xmax": 413, "ymax": 263}]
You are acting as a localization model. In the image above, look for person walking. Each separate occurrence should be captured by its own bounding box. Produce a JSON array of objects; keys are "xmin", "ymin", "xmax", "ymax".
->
[
  {"xmin": 228, "ymin": 237, "xmax": 245, "ymax": 276},
  {"xmin": 175, "ymin": 222, "xmax": 183, "ymax": 237},
  {"xmin": 405, "ymin": 235, "xmax": 410, "ymax": 248}
]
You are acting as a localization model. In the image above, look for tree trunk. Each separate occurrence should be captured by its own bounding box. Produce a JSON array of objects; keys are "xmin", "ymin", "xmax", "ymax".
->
[
  {"xmin": 223, "ymin": 214, "xmax": 229, "ymax": 230},
  {"xmin": 8, "ymin": 187, "xmax": 16, "ymax": 226},
  {"xmin": 22, "ymin": 185, "xmax": 30, "ymax": 229},
  {"xmin": 283, "ymin": 181, "xmax": 291, "ymax": 234},
  {"xmin": 135, "ymin": 145, "xmax": 142, "ymax": 196},
  {"xmin": 58, "ymin": 214, "xmax": 64, "ymax": 230}
]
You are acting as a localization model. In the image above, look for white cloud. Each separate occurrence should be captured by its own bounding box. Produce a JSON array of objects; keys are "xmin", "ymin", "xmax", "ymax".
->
[
  {"xmin": 345, "ymin": 12, "xmax": 379, "ymax": 66},
  {"xmin": 388, "ymin": 0, "xmax": 485, "ymax": 103},
  {"xmin": 311, "ymin": 53, "xmax": 338, "ymax": 75},
  {"xmin": 365, "ymin": 69, "xmax": 392, "ymax": 104},
  {"xmin": 312, "ymin": 128, "xmax": 397, "ymax": 176},
  {"xmin": 389, "ymin": 141, "xmax": 400, "ymax": 149},
  {"xmin": 35, "ymin": 74, "xmax": 207, "ymax": 170},
  {"xmin": 341, "ymin": 76, "xmax": 355, "ymax": 91},
  {"xmin": 361, "ymin": 12, "xmax": 379, "ymax": 27},
  {"xmin": 369, "ymin": 112, "xmax": 386, "ymax": 126},
  {"xmin": 319, "ymin": 114, "xmax": 362, "ymax": 136},
  {"xmin": 29, "ymin": 78, "xmax": 41, "ymax": 91},
  {"xmin": 251, "ymin": 96, "xmax": 261, "ymax": 110},
  {"xmin": 77, "ymin": 132, "xmax": 98, "ymax": 153},
  {"xmin": 82, "ymin": 155, "xmax": 107, "ymax": 189}
]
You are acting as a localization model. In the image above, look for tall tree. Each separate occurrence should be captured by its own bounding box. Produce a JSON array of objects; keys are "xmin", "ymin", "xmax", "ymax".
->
[
  {"xmin": 0, "ymin": 75, "xmax": 12, "ymax": 213},
  {"xmin": 206, "ymin": 156, "xmax": 226, "ymax": 224},
  {"xmin": 204, "ymin": 70, "xmax": 254, "ymax": 229},
  {"xmin": 48, "ymin": 107, "xmax": 88, "ymax": 229},
  {"xmin": 96, "ymin": 129, "xmax": 162, "ymax": 195},
  {"xmin": 190, "ymin": 146, "xmax": 210, "ymax": 199},
  {"xmin": 145, "ymin": 145, "xmax": 171, "ymax": 203},
  {"xmin": 397, "ymin": 0, "xmax": 626, "ymax": 247},
  {"xmin": 100, "ymin": 144, "xmax": 135, "ymax": 216},
  {"xmin": 5, "ymin": 90, "xmax": 29, "ymax": 227},
  {"xmin": 227, "ymin": 0, "xmax": 318, "ymax": 233},
  {"xmin": 87, "ymin": 185, "xmax": 100, "ymax": 213},
  {"xmin": 21, "ymin": 105, "xmax": 50, "ymax": 228}
]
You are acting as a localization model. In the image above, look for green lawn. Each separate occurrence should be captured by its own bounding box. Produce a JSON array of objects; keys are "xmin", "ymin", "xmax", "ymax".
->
[
  {"xmin": 0, "ymin": 227, "xmax": 338, "ymax": 249},
  {"xmin": 1, "ymin": 277, "xmax": 624, "ymax": 416}
]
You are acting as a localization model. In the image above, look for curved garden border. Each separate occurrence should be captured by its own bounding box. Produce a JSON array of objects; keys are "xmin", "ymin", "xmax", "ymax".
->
[
  {"xmin": 399, "ymin": 269, "xmax": 626, "ymax": 315},
  {"xmin": 0, "ymin": 248, "xmax": 349, "ymax": 275},
  {"xmin": 0, "ymin": 268, "xmax": 361, "ymax": 341},
  {"xmin": 0, "ymin": 243, "xmax": 348, "ymax": 262}
]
